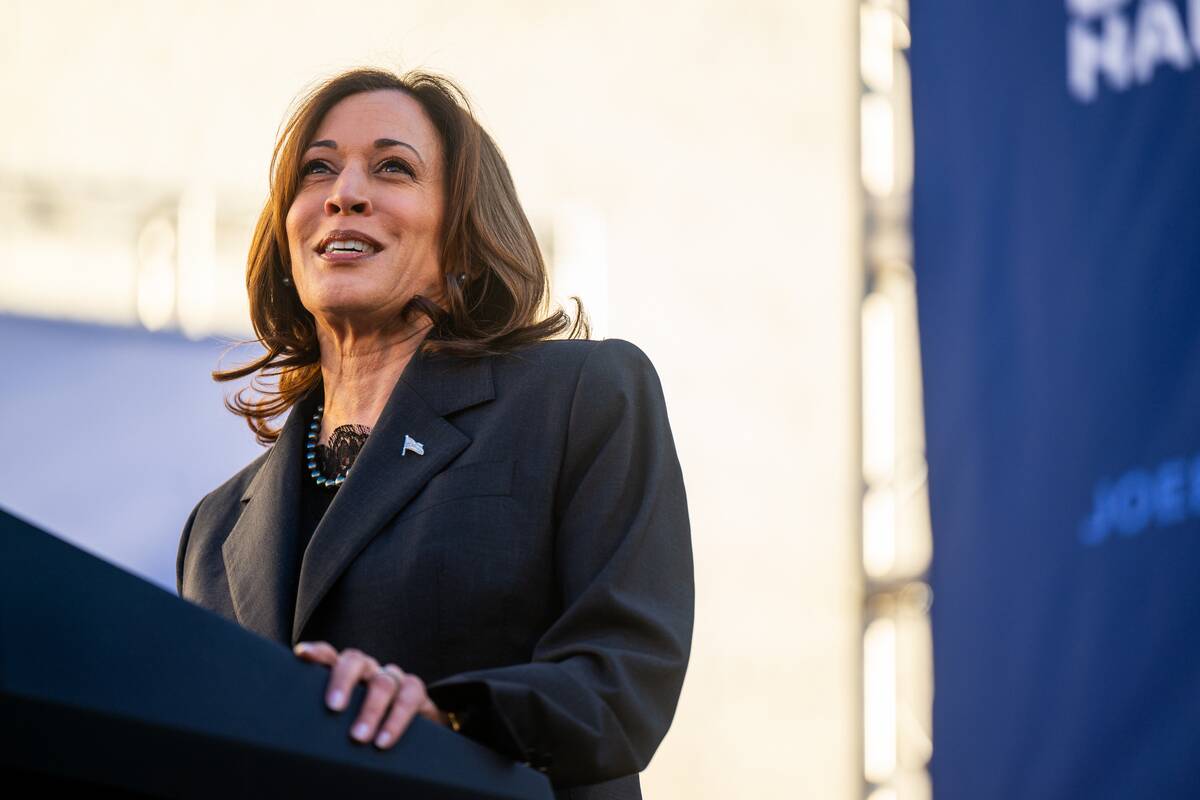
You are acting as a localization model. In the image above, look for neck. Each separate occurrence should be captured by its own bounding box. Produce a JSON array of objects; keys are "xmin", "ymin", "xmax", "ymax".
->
[{"xmin": 314, "ymin": 317, "xmax": 433, "ymax": 441}]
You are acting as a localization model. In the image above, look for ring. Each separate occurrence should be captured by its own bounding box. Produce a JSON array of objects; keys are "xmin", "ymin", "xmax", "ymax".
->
[{"xmin": 378, "ymin": 664, "xmax": 405, "ymax": 685}]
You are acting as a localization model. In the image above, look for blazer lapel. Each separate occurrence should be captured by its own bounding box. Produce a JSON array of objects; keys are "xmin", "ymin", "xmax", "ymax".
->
[
  {"xmin": 291, "ymin": 346, "xmax": 495, "ymax": 644},
  {"xmin": 221, "ymin": 385, "xmax": 317, "ymax": 645}
]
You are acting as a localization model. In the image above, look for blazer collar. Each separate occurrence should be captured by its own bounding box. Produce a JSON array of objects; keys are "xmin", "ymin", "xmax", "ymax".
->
[{"xmin": 221, "ymin": 345, "xmax": 495, "ymax": 646}]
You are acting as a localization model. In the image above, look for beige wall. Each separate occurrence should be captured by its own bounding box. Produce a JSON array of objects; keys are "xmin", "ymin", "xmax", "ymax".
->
[{"xmin": 3, "ymin": 1, "xmax": 862, "ymax": 796}]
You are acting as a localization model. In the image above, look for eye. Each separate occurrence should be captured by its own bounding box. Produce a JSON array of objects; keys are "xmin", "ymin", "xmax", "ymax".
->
[
  {"xmin": 300, "ymin": 159, "xmax": 332, "ymax": 176},
  {"xmin": 379, "ymin": 158, "xmax": 415, "ymax": 177}
]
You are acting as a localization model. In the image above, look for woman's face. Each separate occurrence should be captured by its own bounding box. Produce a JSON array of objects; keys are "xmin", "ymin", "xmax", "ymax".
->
[{"xmin": 285, "ymin": 89, "xmax": 445, "ymax": 331}]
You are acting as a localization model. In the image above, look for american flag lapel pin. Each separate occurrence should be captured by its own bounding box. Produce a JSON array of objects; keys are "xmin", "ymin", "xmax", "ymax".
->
[{"xmin": 402, "ymin": 434, "xmax": 425, "ymax": 457}]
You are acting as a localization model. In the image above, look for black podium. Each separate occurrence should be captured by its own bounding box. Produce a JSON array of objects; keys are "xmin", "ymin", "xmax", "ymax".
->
[{"xmin": 0, "ymin": 507, "xmax": 552, "ymax": 799}]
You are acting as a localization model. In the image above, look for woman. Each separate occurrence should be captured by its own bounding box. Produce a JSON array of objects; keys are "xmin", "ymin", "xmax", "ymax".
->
[{"xmin": 175, "ymin": 68, "xmax": 693, "ymax": 799}]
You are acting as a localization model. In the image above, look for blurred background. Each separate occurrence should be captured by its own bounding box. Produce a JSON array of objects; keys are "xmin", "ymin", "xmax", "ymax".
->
[{"xmin": 4, "ymin": 1, "xmax": 1198, "ymax": 798}]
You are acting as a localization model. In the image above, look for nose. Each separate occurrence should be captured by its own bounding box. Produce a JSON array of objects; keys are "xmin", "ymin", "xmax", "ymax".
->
[{"xmin": 324, "ymin": 163, "xmax": 372, "ymax": 216}]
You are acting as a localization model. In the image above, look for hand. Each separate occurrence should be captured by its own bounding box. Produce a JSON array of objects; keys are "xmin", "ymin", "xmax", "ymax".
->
[{"xmin": 293, "ymin": 640, "xmax": 449, "ymax": 749}]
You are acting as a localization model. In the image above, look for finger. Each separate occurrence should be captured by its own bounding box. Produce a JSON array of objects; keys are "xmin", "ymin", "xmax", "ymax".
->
[
  {"xmin": 293, "ymin": 641, "xmax": 338, "ymax": 664},
  {"xmin": 325, "ymin": 648, "xmax": 379, "ymax": 712},
  {"xmin": 369, "ymin": 666, "xmax": 408, "ymax": 748},
  {"xmin": 350, "ymin": 669, "xmax": 402, "ymax": 744},
  {"xmin": 373, "ymin": 672, "xmax": 426, "ymax": 749},
  {"xmin": 380, "ymin": 663, "xmax": 406, "ymax": 686}
]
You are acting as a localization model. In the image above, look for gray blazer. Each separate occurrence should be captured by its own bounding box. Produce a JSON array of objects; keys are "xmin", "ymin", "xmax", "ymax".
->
[{"xmin": 176, "ymin": 338, "xmax": 694, "ymax": 800}]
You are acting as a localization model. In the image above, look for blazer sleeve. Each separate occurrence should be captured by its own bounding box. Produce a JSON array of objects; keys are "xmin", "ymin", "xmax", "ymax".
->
[{"xmin": 426, "ymin": 338, "xmax": 695, "ymax": 787}]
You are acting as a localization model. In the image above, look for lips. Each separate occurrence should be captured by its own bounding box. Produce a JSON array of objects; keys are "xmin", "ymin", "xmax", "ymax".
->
[{"xmin": 315, "ymin": 229, "xmax": 385, "ymax": 255}]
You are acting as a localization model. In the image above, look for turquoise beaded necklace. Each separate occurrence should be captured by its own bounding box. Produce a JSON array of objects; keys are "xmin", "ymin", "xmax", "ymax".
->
[{"xmin": 305, "ymin": 405, "xmax": 349, "ymax": 489}]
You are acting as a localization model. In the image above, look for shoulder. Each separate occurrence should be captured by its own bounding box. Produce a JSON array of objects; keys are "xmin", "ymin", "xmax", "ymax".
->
[
  {"xmin": 493, "ymin": 338, "xmax": 660, "ymax": 387},
  {"xmin": 492, "ymin": 339, "xmax": 670, "ymax": 437},
  {"xmin": 178, "ymin": 447, "xmax": 271, "ymax": 593}
]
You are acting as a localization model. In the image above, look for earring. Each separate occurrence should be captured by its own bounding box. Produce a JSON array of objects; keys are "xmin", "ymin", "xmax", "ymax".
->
[
  {"xmin": 282, "ymin": 275, "xmax": 292, "ymax": 285},
  {"xmin": 457, "ymin": 272, "xmax": 468, "ymax": 285}
]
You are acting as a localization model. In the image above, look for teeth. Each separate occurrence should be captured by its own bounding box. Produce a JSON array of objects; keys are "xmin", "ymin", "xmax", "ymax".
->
[{"xmin": 323, "ymin": 239, "xmax": 374, "ymax": 254}]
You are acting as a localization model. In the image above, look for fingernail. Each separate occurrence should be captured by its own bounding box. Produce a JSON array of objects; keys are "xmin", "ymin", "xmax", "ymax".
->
[
  {"xmin": 353, "ymin": 722, "xmax": 370, "ymax": 740},
  {"xmin": 294, "ymin": 643, "xmax": 309, "ymax": 654},
  {"xmin": 328, "ymin": 690, "xmax": 345, "ymax": 709},
  {"xmin": 375, "ymin": 731, "xmax": 392, "ymax": 747}
]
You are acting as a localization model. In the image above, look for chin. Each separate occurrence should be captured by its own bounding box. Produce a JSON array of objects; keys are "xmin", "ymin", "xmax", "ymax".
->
[{"xmin": 302, "ymin": 284, "xmax": 390, "ymax": 318}]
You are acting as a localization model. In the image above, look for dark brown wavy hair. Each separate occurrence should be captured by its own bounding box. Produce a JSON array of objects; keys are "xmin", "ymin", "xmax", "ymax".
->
[{"xmin": 214, "ymin": 67, "xmax": 588, "ymax": 445}]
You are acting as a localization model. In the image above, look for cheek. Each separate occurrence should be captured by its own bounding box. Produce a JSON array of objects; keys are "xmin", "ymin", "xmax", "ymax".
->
[
  {"xmin": 283, "ymin": 210, "xmax": 301, "ymax": 260},
  {"xmin": 285, "ymin": 196, "xmax": 320, "ymax": 250},
  {"xmin": 391, "ymin": 192, "xmax": 441, "ymax": 237},
  {"xmin": 406, "ymin": 208, "xmax": 444, "ymax": 273}
]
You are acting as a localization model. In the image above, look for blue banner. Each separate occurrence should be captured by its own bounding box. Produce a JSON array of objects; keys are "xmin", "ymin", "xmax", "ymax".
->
[{"xmin": 912, "ymin": 1, "xmax": 1200, "ymax": 797}]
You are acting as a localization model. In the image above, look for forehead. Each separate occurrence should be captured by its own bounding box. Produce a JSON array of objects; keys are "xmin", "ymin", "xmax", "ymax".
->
[{"xmin": 312, "ymin": 89, "xmax": 440, "ymax": 158}]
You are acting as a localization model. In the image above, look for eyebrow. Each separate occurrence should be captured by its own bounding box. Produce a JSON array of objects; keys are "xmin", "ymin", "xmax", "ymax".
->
[{"xmin": 305, "ymin": 138, "xmax": 424, "ymax": 165}]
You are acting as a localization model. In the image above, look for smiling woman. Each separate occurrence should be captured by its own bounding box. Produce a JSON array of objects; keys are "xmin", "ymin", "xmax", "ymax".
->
[
  {"xmin": 214, "ymin": 70, "xmax": 582, "ymax": 441},
  {"xmin": 286, "ymin": 92, "xmax": 445, "ymax": 333},
  {"xmin": 177, "ymin": 67, "xmax": 694, "ymax": 800}
]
